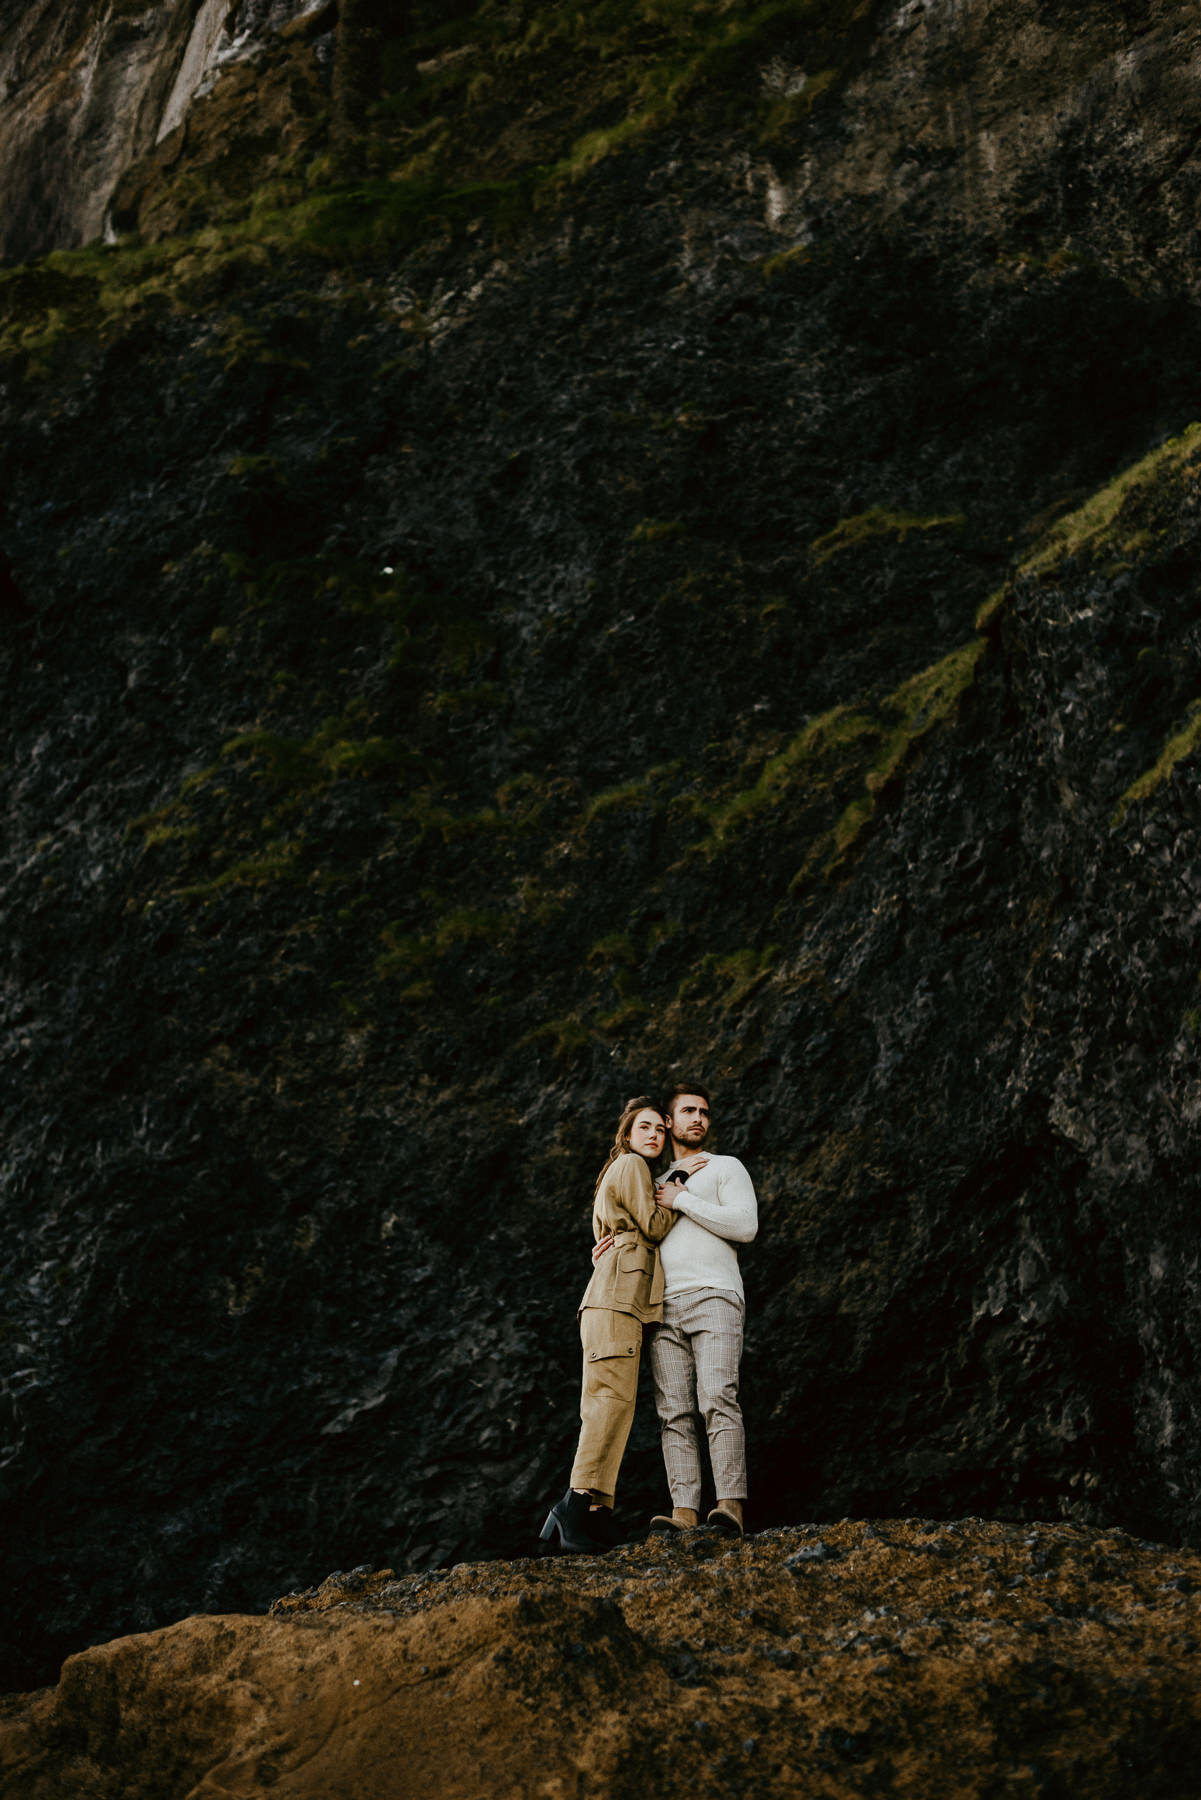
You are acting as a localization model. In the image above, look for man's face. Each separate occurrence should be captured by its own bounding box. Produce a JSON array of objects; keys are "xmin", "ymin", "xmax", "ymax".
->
[{"xmin": 667, "ymin": 1093, "xmax": 710, "ymax": 1151}]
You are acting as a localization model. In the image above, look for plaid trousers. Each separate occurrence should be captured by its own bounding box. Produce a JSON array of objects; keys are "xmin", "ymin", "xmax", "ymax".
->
[{"xmin": 649, "ymin": 1288, "xmax": 747, "ymax": 1511}]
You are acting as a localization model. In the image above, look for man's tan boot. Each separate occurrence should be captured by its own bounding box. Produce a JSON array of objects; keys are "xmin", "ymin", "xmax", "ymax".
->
[
  {"xmin": 707, "ymin": 1498, "xmax": 744, "ymax": 1536},
  {"xmin": 649, "ymin": 1507, "xmax": 700, "ymax": 1533}
]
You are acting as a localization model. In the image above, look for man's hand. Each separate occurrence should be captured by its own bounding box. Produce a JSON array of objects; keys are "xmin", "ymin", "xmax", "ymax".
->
[
  {"xmin": 591, "ymin": 1233, "xmax": 615, "ymax": 1266},
  {"xmin": 654, "ymin": 1154, "xmax": 708, "ymax": 1210}
]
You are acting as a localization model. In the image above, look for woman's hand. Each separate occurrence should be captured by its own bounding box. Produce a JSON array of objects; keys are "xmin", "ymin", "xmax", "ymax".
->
[{"xmin": 675, "ymin": 1153, "xmax": 709, "ymax": 1175}]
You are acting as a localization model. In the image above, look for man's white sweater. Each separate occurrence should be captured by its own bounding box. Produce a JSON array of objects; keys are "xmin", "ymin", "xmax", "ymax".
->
[{"xmin": 659, "ymin": 1153, "xmax": 758, "ymax": 1303}]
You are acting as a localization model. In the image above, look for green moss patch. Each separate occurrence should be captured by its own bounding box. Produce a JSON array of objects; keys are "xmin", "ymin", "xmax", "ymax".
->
[
  {"xmin": 377, "ymin": 906, "xmax": 512, "ymax": 979},
  {"xmin": 695, "ymin": 706, "xmax": 877, "ymax": 852},
  {"xmin": 1112, "ymin": 702, "xmax": 1201, "ymax": 827},
  {"xmin": 1020, "ymin": 422, "xmax": 1201, "ymax": 581},
  {"xmin": 685, "ymin": 631, "xmax": 989, "ymax": 884},
  {"xmin": 811, "ymin": 508, "xmax": 965, "ymax": 567},
  {"xmin": 829, "ymin": 637, "xmax": 988, "ymax": 858},
  {"xmin": 679, "ymin": 944, "xmax": 778, "ymax": 1008}
]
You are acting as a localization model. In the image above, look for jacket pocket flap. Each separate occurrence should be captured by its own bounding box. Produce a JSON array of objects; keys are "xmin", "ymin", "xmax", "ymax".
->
[{"xmin": 617, "ymin": 1243, "xmax": 653, "ymax": 1278}]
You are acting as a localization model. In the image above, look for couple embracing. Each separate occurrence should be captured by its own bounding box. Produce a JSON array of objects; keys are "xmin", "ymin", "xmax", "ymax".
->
[{"xmin": 542, "ymin": 1081, "xmax": 759, "ymax": 1554}]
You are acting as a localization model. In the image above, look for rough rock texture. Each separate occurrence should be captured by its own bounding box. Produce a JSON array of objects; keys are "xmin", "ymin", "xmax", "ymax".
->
[
  {"xmin": 4, "ymin": 1521, "xmax": 1201, "ymax": 1798},
  {"xmin": 4, "ymin": 0, "xmax": 1201, "ymax": 1704},
  {"xmin": 0, "ymin": 0, "xmax": 332, "ymax": 262}
]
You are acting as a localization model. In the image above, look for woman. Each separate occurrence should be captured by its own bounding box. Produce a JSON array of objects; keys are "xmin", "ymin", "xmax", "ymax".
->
[{"xmin": 541, "ymin": 1096, "xmax": 677, "ymax": 1553}]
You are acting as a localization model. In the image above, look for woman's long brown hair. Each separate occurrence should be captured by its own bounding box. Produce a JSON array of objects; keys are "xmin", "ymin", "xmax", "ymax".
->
[{"xmin": 593, "ymin": 1094, "xmax": 665, "ymax": 1194}]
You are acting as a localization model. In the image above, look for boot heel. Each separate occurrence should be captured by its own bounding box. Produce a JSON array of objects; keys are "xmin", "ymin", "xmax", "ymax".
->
[{"xmin": 539, "ymin": 1488, "xmax": 607, "ymax": 1554}]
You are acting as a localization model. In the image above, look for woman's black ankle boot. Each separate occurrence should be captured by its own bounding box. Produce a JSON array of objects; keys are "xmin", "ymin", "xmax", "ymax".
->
[{"xmin": 539, "ymin": 1488, "xmax": 609, "ymax": 1554}]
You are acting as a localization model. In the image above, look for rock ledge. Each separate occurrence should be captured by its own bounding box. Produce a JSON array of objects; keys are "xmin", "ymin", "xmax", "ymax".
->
[{"xmin": 3, "ymin": 1518, "xmax": 1199, "ymax": 1797}]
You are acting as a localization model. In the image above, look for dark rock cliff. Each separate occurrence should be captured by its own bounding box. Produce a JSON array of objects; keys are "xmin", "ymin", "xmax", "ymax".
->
[{"xmin": 4, "ymin": 0, "xmax": 1201, "ymax": 1696}]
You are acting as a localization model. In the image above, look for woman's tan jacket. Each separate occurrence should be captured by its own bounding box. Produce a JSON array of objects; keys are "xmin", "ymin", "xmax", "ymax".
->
[{"xmin": 577, "ymin": 1151, "xmax": 676, "ymax": 1325}]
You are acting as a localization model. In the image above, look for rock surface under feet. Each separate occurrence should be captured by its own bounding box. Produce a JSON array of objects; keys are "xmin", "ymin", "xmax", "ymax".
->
[{"xmin": 2, "ymin": 1518, "xmax": 1200, "ymax": 1798}]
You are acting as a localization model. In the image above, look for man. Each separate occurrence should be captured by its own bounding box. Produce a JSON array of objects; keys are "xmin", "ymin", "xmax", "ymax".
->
[
  {"xmin": 649, "ymin": 1082, "xmax": 758, "ymax": 1535},
  {"xmin": 594, "ymin": 1080, "xmax": 758, "ymax": 1535}
]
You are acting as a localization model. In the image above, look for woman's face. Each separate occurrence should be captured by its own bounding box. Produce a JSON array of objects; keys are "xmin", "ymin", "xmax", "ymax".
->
[{"xmin": 628, "ymin": 1108, "xmax": 666, "ymax": 1161}]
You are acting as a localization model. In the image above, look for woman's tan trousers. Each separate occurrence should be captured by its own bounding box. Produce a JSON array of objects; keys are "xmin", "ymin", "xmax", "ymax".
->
[{"xmin": 568, "ymin": 1307, "xmax": 642, "ymax": 1507}]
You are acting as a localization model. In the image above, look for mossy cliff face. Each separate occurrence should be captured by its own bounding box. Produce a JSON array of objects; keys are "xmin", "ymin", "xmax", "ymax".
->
[{"xmin": 4, "ymin": 0, "xmax": 1201, "ymax": 1696}]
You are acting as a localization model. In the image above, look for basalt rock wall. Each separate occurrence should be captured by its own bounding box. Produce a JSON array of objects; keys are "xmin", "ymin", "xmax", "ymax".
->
[{"xmin": 3, "ymin": 0, "xmax": 1201, "ymax": 1698}]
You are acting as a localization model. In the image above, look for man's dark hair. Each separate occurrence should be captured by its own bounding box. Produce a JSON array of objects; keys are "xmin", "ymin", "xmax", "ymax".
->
[{"xmin": 662, "ymin": 1078, "xmax": 712, "ymax": 1115}]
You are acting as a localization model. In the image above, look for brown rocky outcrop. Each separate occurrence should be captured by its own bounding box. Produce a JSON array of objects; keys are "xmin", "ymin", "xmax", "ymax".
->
[{"xmin": 4, "ymin": 1521, "xmax": 1201, "ymax": 1797}]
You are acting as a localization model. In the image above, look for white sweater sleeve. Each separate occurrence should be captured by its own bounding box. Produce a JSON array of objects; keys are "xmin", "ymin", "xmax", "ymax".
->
[{"xmin": 675, "ymin": 1158, "xmax": 759, "ymax": 1245}]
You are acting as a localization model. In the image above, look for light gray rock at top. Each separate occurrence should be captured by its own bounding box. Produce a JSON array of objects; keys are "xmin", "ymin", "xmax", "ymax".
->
[
  {"xmin": 157, "ymin": 0, "xmax": 330, "ymax": 142},
  {"xmin": 0, "ymin": 0, "xmax": 325, "ymax": 264}
]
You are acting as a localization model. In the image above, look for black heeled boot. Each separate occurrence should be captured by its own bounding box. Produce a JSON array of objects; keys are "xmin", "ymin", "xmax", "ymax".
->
[{"xmin": 539, "ymin": 1488, "xmax": 609, "ymax": 1554}]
